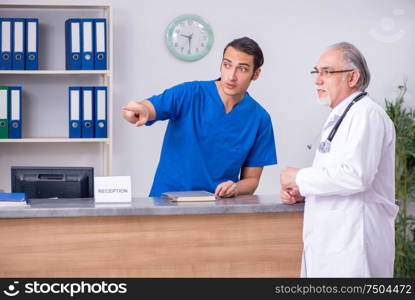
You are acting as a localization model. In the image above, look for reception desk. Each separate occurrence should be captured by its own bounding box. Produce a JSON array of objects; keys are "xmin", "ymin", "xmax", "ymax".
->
[{"xmin": 0, "ymin": 195, "xmax": 304, "ymax": 277}]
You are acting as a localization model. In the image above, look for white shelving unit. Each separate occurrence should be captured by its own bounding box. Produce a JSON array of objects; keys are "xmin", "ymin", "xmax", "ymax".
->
[{"xmin": 0, "ymin": 2, "xmax": 113, "ymax": 175}]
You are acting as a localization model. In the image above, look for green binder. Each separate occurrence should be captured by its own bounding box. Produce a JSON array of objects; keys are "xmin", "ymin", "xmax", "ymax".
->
[{"xmin": 0, "ymin": 86, "xmax": 9, "ymax": 138}]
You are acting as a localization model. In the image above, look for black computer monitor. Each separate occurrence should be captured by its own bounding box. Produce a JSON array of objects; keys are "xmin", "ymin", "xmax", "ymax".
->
[{"xmin": 11, "ymin": 166, "xmax": 94, "ymax": 199}]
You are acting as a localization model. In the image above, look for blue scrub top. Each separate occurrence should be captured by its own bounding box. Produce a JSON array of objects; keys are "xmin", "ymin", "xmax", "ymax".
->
[{"xmin": 146, "ymin": 79, "xmax": 277, "ymax": 197}]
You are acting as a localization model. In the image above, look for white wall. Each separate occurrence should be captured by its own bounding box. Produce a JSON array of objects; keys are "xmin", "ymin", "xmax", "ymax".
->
[{"xmin": 1, "ymin": 0, "xmax": 414, "ymax": 196}]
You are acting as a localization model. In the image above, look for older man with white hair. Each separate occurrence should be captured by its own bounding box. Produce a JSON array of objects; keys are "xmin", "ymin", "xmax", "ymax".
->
[{"xmin": 280, "ymin": 42, "xmax": 398, "ymax": 277}]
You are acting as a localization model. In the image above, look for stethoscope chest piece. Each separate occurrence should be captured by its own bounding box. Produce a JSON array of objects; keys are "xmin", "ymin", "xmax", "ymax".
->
[{"xmin": 319, "ymin": 140, "xmax": 331, "ymax": 153}]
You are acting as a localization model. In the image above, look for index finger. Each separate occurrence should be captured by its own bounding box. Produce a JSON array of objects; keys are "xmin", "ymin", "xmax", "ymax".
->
[
  {"xmin": 215, "ymin": 184, "xmax": 224, "ymax": 195},
  {"xmin": 219, "ymin": 184, "xmax": 231, "ymax": 197},
  {"xmin": 280, "ymin": 189, "xmax": 291, "ymax": 199},
  {"xmin": 122, "ymin": 106, "xmax": 139, "ymax": 113}
]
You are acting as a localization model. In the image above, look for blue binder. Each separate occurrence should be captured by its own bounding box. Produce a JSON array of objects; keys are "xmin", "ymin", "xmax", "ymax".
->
[
  {"xmin": 94, "ymin": 19, "xmax": 107, "ymax": 70},
  {"xmin": 69, "ymin": 86, "xmax": 82, "ymax": 138},
  {"xmin": 94, "ymin": 86, "xmax": 107, "ymax": 138},
  {"xmin": 0, "ymin": 18, "xmax": 13, "ymax": 70},
  {"xmin": 12, "ymin": 19, "xmax": 25, "ymax": 70},
  {"xmin": 25, "ymin": 18, "xmax": 38, "ymax": 70},
  {"xmin": 8, "ymin": 86, "xmax": 22, "ymax": 139},
  {"xmin": 81, "ymin": 19, "xmax": 94, "ymax": 70},
  {"xmin": 0, "ymin": 193, "xmax": 27, "ymax": 202},
  {"xmin": 65, "ymin": 19, "xmax": 82, "ymax": 70},
  {"xmin": 81, "ymin": 87, "xmax": 94, "ymax": 138}
]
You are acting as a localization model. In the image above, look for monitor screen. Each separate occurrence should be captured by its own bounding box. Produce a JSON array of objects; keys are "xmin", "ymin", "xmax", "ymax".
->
[{"xmin": 11, "ymin": 166, "xmax": 94, "ymax": 199}]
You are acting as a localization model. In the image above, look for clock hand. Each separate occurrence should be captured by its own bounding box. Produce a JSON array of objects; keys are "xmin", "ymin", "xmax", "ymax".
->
[
  {"xmin": 188, "ymin": 33, "xmax": 193, "ymax": 51},
  {"xmin": 180, "ymin": 33, "xmax": 190, "ymax": 39}
]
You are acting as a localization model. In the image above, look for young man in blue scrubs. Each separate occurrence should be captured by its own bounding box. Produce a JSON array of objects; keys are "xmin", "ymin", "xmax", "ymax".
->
[{"xmin": 122, "ymin": 37, "xmax": 277, "ymax": 197}]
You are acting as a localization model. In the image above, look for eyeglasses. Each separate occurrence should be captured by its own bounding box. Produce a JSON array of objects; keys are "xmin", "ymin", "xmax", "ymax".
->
[{"xmin": 310, "ymin": 68, "xmax": 354, "ymax": 79}]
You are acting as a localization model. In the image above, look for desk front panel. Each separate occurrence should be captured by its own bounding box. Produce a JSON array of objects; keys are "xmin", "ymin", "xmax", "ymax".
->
[{"xmin": 0, "ymin": 212, "xmax": 303, "ymax": 277}]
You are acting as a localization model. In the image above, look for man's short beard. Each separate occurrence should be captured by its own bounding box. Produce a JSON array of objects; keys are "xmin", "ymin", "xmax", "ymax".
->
[{"xmin": 317, "ymin": 94, "xmax": 332, "ymax": 107}]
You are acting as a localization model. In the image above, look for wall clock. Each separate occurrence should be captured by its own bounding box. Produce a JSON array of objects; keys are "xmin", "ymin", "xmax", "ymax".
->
[{"xmin": 166, "ymin": 14, "xmax": 214, "ymax": 62}]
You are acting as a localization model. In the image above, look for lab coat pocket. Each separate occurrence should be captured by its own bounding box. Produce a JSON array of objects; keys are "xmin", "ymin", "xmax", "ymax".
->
[
  {"xmin": 310, "ymin": 206, "xmax": 363, "ymax": 256},
  {"xmin": 311, "ymin": 209, "xmax": 347, "ymax": 256}
]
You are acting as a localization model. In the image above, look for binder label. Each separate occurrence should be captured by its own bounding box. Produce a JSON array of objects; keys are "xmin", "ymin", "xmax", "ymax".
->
[
  {"xmin": 0, "ymin": 90, "xmax": 7, "ymax": 118},
  {"xmin": 27, "ymin": 21, "xmax": 37, "ymax": 52},
  {"xmin": 96, "ymin": 22, "xmax": 105, "ymax": 52},
  {"xmin": 11, "ymin": 90, "xmax": 20, "ymax": 120},
  {"xmin": 83, "ymin": 22, "xmax": 93, "ymax": 52},
  {"xmin": 71, "ymin": 22, "xmax": 80, "ymax": 52},
  {"xmin": 83, "ymin": 90, "xmax": 92, "ymax": 120},
  {"xmin": 97, "ymin": 89, "xmax": 106, "ymax": 119},
  {"xmin": 1, "ymin": 21, "xmax": 11, "ymax": 52},
  {"xmin": 14, "ymin": 21, "xmax": 24, "ymax": 52},
  {"xmin": 70, "ymin": 90, "xmax": 80, "ymax": 120}
]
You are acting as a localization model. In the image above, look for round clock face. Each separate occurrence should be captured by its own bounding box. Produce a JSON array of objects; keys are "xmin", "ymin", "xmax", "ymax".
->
[{"xmin": 166, "ymin": 14, "xmax": 214, "ymax": 62}]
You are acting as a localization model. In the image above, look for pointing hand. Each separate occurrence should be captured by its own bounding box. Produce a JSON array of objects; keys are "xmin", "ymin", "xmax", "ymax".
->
[{"xmin": 122, "ymin": 101, "xmax": 150, "ymax": 127}]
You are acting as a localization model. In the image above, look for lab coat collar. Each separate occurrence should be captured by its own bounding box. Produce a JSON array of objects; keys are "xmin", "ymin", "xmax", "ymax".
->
[
  {"xmin": 322, "ymin": 91, "xmax": 361, "ymax": 130},
  {"xmin": 331, "ymin": 91, "xmax": 362, "ymax": 117}
]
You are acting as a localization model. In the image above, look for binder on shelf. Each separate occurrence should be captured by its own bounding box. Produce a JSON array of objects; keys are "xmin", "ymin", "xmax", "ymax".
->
[
  {"xmin": 8, "ymin": 86, "xmax": 22, "ymax": 139},
  {"xmin": 94, "ymin": 19, "xmax": 107, "ymax": 70},
  {"xmin": 81, "ymin": 19, "xmax": 94, "ymax": 70},
  {"xmin": 0, "ymin": 86, "xmax": 9, "ymax": 138},
  {"xmin": 0, "ymin": 18, "xmax": 12, "ymax": 70},
  {"xmin": 94, "ymin": 86, "xmax": 107, "ymax": 138},
  {"xmin": 81, "ymin": 87, "xmax": 94, "ymax": 138},
  {"xmin": 69, "ymin": 86, "xmax": 82, "ymax": 138},
  {"xmin": 25, "ymin": 18, "xmax": 38, "ymax": 70},
  {"xmin": 12, "ymin": 19, "xmax": 25, "ymax": 70},
  {"xmin": 65, "ymin": 18, "xmax": 82, "ymax": 70}
]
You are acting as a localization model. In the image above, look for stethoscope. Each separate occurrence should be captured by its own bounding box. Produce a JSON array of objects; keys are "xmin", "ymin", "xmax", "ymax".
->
[{"xmin": 307, "ymin": 92, "xmax": 367, "ymax": 154}]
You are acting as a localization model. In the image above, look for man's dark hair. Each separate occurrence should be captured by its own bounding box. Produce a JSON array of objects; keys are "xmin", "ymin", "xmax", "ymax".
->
[{"xmin": 223, "ymin": 37, "xmax": 264, "ymax": 72}]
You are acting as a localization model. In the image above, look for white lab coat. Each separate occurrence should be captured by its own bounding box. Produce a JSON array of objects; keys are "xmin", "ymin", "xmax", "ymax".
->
[{"xmin": 296, "ymin": 92, "xmax": 399, "ymax": 277}]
